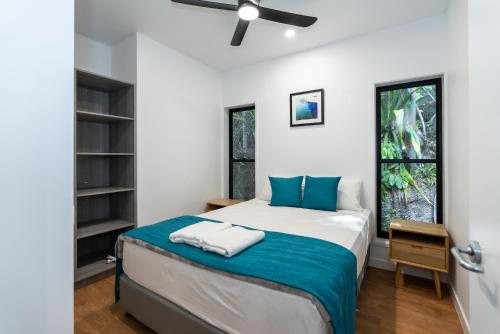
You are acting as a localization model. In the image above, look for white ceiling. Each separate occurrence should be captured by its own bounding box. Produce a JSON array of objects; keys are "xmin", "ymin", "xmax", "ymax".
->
[{"xmin": 76, "ymin": 0, "xmax": 449, "ymax": 71}]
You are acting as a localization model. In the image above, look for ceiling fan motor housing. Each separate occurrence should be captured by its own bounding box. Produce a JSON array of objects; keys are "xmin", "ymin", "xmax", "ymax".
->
[
  {"xmin": 171, "ymin": 0, "xmax": 318, "ymax": 46},
  {"xmin": 238, "ymin": 0, "xmax": 259, "ymax": 7}
]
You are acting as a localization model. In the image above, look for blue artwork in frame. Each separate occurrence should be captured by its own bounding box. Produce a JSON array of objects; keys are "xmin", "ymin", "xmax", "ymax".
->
[{"xmin": 290, "ymin": 89, "xmax": 324, "ymax": 127}]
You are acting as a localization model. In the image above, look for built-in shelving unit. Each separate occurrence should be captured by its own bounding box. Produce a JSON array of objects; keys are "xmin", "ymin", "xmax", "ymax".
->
[{"xmin": 75, "ymin": 70, "xmax": 136, "ymax": 284}]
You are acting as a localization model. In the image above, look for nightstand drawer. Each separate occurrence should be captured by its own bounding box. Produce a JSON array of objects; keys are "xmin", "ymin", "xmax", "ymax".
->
[{"xmin": 391, "ymin": 240, "xmax": 446, "ymax": 269}]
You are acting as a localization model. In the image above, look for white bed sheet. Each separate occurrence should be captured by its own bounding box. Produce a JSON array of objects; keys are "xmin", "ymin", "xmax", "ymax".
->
[{"xmin": 123, "ymin": 199, "xmax": 371, "ymax": 334}]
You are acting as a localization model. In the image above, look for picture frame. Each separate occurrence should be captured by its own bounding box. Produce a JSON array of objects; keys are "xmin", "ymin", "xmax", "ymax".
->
[{"xmin": 290, "ymin": 89, "xmax": 324, "ymax": 127}]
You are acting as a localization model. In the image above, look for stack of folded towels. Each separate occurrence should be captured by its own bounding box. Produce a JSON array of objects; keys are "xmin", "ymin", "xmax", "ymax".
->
[{"xmin": 169, "ymin": 221, "xmax": 265, "ymax": 258}]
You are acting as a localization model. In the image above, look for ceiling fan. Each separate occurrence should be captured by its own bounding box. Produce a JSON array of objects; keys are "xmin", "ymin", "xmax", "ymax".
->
[{"xmin": 171, "ymin": 0, "xmax": 318, "ymax": 46}]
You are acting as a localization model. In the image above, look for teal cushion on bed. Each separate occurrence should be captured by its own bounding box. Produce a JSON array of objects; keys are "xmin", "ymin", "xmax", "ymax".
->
[
  {"xmin": 269, "ymin": 176, "xmax": 303, "ymax": 207},
  {"xmin": 301, "ymin": 176, "xmax": 341, "ymax": 211}
]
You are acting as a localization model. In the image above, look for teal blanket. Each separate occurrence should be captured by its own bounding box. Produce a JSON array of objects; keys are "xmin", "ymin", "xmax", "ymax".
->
[{"xmin": 115, "ymin": 215, "xmax": 356, "ymax": 334}]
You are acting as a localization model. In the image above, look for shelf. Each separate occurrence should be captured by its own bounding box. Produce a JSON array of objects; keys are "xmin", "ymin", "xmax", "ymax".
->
[
  {"xmin": 77, "ymin": 219, "xmax": 135, "ymax": 240},
  {"xmin": 75, "ymin": 70, "xmax": 135, "ymax": 284},
  {"xmin": 76, "ymin": 259, "xmax": 115, "ymax": 282},
  {"xmin": 76, "ymin": 110, "xmax": 134, "ymax": 123},
  {"xmin": 77, "ymin": 70, "xmax": 133, "ymax": 91},
  {"xmin": 391, "ymin": 234, "xmax": 445, "ymax": 249},
  {"xmin": 77, "ymin": 186, "xmax": 135, "ymax": 198},
  {"xmin": 77, "ymin": 152, "xmax": 134, "ymax": 156}
]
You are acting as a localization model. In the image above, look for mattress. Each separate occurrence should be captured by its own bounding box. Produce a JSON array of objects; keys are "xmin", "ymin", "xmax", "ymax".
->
[{"xmin": 122, "ymin": 199, "xmax": 371, "ymax": 334}]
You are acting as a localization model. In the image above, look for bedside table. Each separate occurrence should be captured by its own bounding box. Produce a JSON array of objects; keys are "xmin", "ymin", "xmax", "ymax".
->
[
  {"xmin": 205, "ymin": 199, "xmax": 242, "ymax": 212},
  {"xmin": 389, "ymin": 219, "xmax": 449, "ymax": 299}
]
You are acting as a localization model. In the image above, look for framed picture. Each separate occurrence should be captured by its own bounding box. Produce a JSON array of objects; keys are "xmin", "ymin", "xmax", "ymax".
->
[{"xmin": 290, "ymin": 89, "xmax": 324, "ymax": 127}]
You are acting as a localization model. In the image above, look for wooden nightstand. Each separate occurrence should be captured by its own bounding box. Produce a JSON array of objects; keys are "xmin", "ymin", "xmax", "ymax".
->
[
  {"xmin": 205, "ymin": 199, "xmax": 242, "ymax": 212},
  {"xmin": 389, "ymin": 219, "xmax": 449, "ymax": 299}
]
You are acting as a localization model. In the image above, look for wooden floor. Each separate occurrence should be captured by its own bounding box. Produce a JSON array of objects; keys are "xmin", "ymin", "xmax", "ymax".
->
[{"xmin": 75, "ymin": 267, "xmax": 463, "ymax": 334}]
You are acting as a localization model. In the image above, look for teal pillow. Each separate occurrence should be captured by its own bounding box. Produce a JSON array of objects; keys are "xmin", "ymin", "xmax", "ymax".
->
[
  {"xmin": 301, "ymin": 176, "xmax": 341, "ymax": 211},
  {"xmin": 269, "ymin": 176, "xmax": 303, "ymax": 207}
]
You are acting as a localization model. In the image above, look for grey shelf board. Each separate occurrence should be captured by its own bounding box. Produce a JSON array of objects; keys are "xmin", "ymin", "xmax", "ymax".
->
[
  {"xmin": 77, "ymin": 70, "xmax": 133, "ymax": 91},
  {"xmin": 76, "ymin": 260, "xmax": 115, "ymax": 282},
  {"xmin": 77, "ymin": 152, "xmax": 135, "ymax": 156},
  {"xmin": 77, "ymin": 186, "xmax": 135, "ymax": 198},
  {"xmin": 76, "ymin": 110, "xmax": 134, "ymax": 123},
  {"xmin": 77, "ymin": 219, "xmax": 135, "ymax": 240}
]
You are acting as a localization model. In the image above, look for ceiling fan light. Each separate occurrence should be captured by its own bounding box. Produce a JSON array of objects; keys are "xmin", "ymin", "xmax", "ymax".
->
[
  {"xmin": 238, "ymin": 4, "xmax": 259, "ymax": 21},
  {"xmin": 285, "ymin": 29, "xmax": 296, "ymax": 38}
]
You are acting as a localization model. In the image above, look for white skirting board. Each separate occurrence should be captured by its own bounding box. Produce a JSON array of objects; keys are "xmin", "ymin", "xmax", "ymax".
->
[{"xmin": 449, "ymin": 283, "xmax": 471, "ymax": 334}]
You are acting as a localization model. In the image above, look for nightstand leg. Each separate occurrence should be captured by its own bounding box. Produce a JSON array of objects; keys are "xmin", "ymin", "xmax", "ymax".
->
[
  {"xmin": 433, "ymin": 271, "xmax": 442, "ymax": 299},
  {"xmin": 395, "ymin": 263, "xmax": 404, "ymax": 288}
]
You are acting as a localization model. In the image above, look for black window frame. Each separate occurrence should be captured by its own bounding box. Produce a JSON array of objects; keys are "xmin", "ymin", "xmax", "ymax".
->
[
  {"xmin": 229, "ymin": 106, "xmax": 256, "ymax": 199},
  {"xmin": 376, "ymin": 77, "xmax": 443, "ymax": 239}
]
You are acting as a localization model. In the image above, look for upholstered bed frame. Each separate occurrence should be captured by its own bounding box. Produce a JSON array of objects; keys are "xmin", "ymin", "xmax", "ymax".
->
[
  {"xmin": 120, "ymin": 274, "xmax": 224, "ymax": 334},
  {"xmin": 118, "ymin": 250, "xmax": 369, "ymax": 334}
]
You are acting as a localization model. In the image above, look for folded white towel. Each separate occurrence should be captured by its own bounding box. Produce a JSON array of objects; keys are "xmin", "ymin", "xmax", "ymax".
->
[
  {"xmin": 169, "ymin": 221, "xmax": 232, "ymax": 247},
  {"xmin": 201, "ymin": 226, "xmax": 265, "ymax": 257}
]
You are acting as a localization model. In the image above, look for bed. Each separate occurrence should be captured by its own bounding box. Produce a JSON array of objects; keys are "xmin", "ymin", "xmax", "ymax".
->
[{"xmin": 117, "ymin": 199, "xmax": 371, "ymax": 334}]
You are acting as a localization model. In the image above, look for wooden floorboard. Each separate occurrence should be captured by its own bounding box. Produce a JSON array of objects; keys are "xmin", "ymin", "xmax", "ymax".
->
[
  {"xmin": 356, "ymin": 268, "xmax": 463, "ymax": 334},
  {"xmin": 75, "ymin": 267, "xmax": 463, "ymax": 334}
]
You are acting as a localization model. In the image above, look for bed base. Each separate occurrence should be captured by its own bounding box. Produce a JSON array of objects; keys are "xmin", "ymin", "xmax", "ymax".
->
[
  {"xmin": 119, "ymin": 250, "xmax": 370, "ymax": 334},
  {"xmin": 357, "ymin": 247, "xmax": 370, "ymax": 292},
  {"xmin": 120, "ymin": 275, "xmax": 225, "ymax": 334}
]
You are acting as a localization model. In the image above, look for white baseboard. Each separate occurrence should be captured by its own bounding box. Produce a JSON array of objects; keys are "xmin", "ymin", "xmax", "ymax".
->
[
  {"xmin": 368, "ymin": 256, "xmax": 395, "ymax": 271},
  {"xmin": 449, "ymin": 283, "xmax": 470, "ymax": 334}
]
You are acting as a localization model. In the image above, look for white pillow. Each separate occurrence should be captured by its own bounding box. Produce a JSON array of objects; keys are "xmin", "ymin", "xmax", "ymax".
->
[
  {"xmin": 259, "ymin": 176, "xmax": 363, "ymax": 211},
  {"xmin": 258, "ymin": 177, "xmax": 272, "ymax": 201},
  {"xmin": 337, "ymin": 178, "xmax": 363, "ymax": 211}
]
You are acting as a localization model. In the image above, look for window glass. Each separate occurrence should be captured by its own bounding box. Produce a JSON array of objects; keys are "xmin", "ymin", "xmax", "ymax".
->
[
  {"xmin": 232, "ymin": 109, "xmax": 255, "ymax": 160},
  {"xmin": 377, "ymin": 79, "xmax": 442, "ymax": 238},
  {"xmin": 232, "ymin": 162, "xmax": 255, "ymax": 200},
  {"xmin": 380, "ymin": 163, "xmax": 437, "ymax": 232},
  {"xmin": 230, "ymin": 108, "xmax": 255, "ymax": 200},
  {"xmin": 380, "ymin": 85, "xmax": 437, "ymax": 160}
]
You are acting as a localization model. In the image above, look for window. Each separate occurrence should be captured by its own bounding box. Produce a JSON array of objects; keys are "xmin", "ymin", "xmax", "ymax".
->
[
  {"xmin": 376, "ymin": 78, "xmax": 443, "ymax": 238},
  {"xmin": 229, "ymin": 106, "xmax": 255, "ymax": 200}
]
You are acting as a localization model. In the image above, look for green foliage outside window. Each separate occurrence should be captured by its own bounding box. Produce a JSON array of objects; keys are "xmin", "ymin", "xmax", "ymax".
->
[
  {"xmin": 379, "ymin": 84, "xmax": 439, "ymax": 232},
  {"xmin": 380, "ymin": 85, "xmax": 437, "ymax": 160},
  {"xmin": 231, "ymin": 109, "xmax": 255, "ymax": 200}
]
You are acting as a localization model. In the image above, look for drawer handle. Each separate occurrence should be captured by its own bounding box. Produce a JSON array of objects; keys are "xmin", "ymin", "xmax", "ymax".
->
[{"xmin": 410, "ymin": 245, "xmax": 423, "ymax": 249}]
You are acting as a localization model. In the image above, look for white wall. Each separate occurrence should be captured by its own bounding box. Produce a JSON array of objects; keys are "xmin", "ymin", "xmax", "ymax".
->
[
  {"xmin": 0, "ymin": 1, "xmax": 74, "ymax": 333},
  {"xmin": 446, "ymin": 0, "xmax": 470, "ymax": 331},
  {"xmin": 136, "ymin": 34, "xmax": 223, "ymax": 226},
  {"xmin": 222, "ymin": 16, "xmax": 448, "ymax": 251},
  {"xmin": 76, "ymin": 33, "xmax": 112, "ymax": 76},
  {"xmin": 76, "ymin": 33, "xmax": 135, "ymax": 82},
  {"xmin": 112, "ymin": 34, "xmax": 137, "ymax": 84}
]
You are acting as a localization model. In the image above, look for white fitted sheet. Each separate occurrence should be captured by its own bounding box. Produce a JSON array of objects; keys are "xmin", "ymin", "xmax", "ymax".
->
[{"xmin": 123, "ymin": 199, "xmax": 371, "ymax": 334}]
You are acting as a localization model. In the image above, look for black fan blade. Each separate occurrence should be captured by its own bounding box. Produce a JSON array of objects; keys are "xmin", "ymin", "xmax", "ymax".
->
[
  {"xmin": 171, "ymin": 0, "xmax": 238, "ymax": 11},
  {"xmin": 258, "ymin": 7, "xmax": 317, "ymax": 27},
  {"xmin": 231, "ymin": 19, "xmax": 250, "ymax": 46}
]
